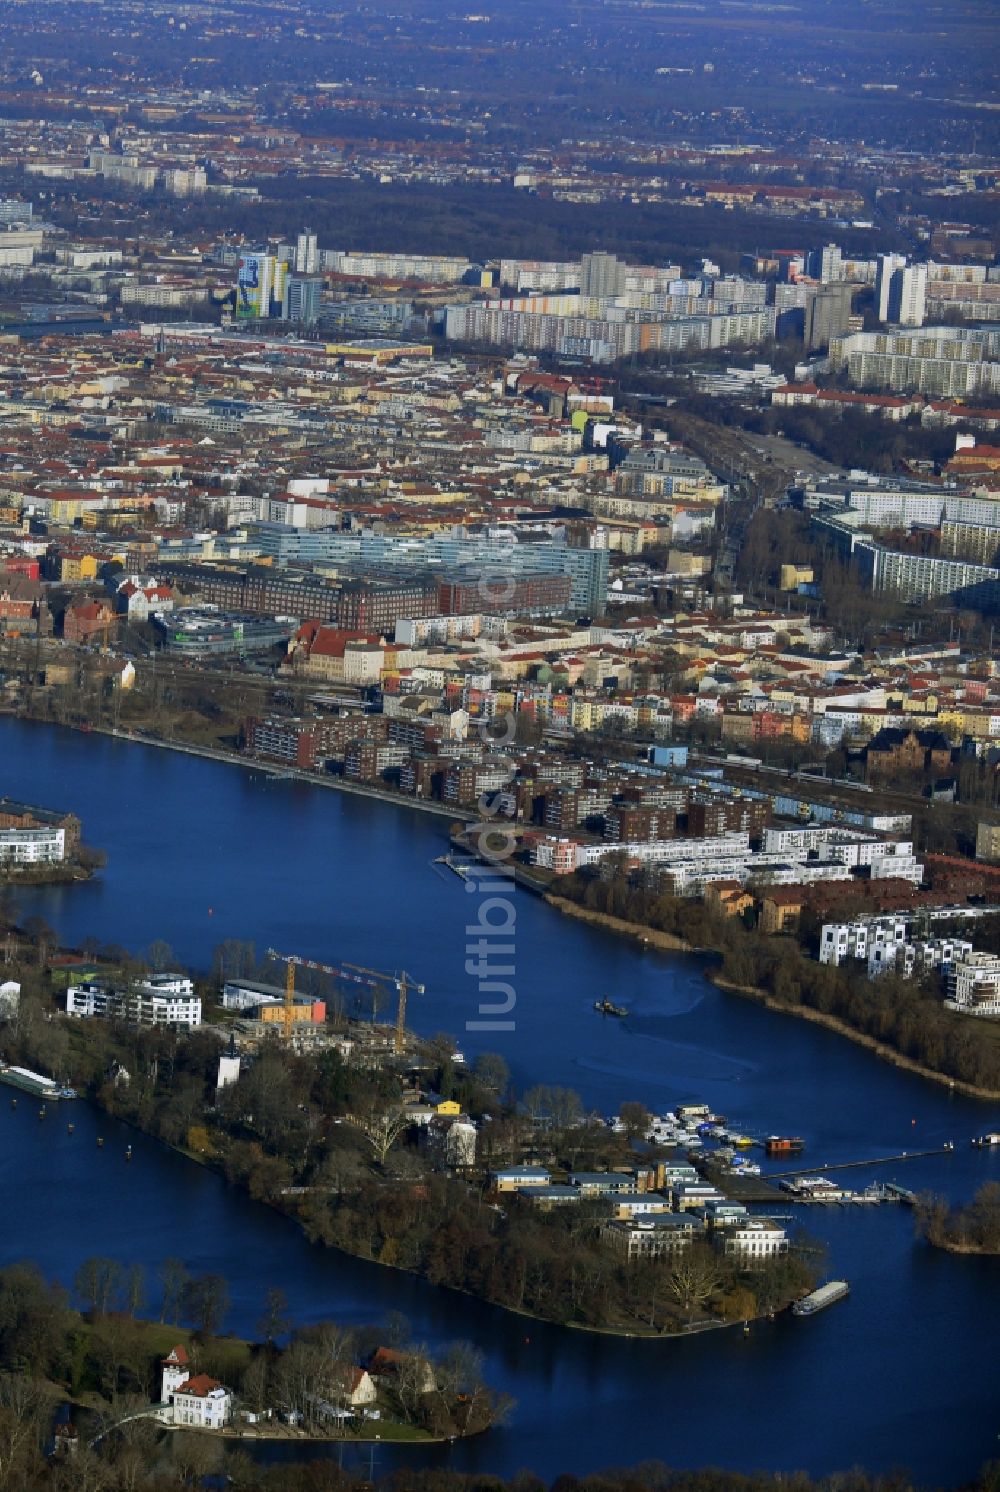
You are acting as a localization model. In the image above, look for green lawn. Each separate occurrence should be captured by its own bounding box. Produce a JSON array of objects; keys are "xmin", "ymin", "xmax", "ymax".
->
[{"xmin": 74, "ymin": 1313, "xmax": 253, "ymax": 1375}]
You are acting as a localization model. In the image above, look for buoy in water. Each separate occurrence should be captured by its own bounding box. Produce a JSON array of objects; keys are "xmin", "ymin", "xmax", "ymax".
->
[
  {"xmin": 38, "ymin": 1107, "xmax": 46, "ymax": 1118},
  {"xmin": 125, "ymin": 1146, "xmax": 132, "ymax": 1161},
  {"xmin": 97, "ymin": 1136, "xmax": 104, "ymax": 1147},
  {"xmin": 208, "ymin": 907, "xmax": 214, "ymax": 916},
  {"xmin": 10, "ymin": 1097, "xmax": 16, "ymax": 1108},
  {"xmin": 67, "ymin": 1123, "xmax": 74, "ymax": 1134}
]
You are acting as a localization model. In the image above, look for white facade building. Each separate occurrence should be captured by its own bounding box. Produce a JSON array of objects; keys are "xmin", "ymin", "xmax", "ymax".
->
[
  {"xmin": 0, "ymin": 826, "xmax": 65, "ymax": 864},
  {"xmin": 160, "ymin": 1344, "xmax": 232, "ymax": 1427},
  {"xmin": 66, "ymin": 977, "xmax": 201, "ymax": 1028},
  {"xmin": 888, "ymin": 264, "xmax": 928, "ymax": 328},
  {"xmin": 947, "ymin": 952, "xmax": 1000, "ymax": 1016},
  {"xmin": 0, "ymin": 981, "xmax": 20, "ymax": 1019},
  {"xmin": 170, "ymin": 1378, "xmax": 232, "ymax": 1428},
  {"xmin": 721, "ymin": 1219, "xmax": 789, "ymax": 1260}
]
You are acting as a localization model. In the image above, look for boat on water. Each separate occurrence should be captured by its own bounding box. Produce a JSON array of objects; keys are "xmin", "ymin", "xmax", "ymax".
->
[
  {"xmin": 594, "ymin": 999, "xmax": 628, "ymax": 1018},
  {"xmin": 972, "ymin": 1132, "xmax": 1000, "ymax": 1148},
  {"xmin": 792, "ymin": 1280, "xmax": 850, "ymax": 1316},
  {"xmin": 766, "ymin": 1135, "xmax": 805, "ymax": 1156},
  {"xmin": 0, "ymin": 1064, "xmax": 76, "ymax": 1101}
]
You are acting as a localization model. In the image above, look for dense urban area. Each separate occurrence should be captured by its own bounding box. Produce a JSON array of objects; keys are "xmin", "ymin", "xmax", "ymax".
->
[{"xmin": 0, "ymin": 0, "xmax": 998, "ymax": 1487}]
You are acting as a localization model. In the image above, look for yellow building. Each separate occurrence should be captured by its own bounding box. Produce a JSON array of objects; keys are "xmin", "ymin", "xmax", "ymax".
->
[
  {"xmin": 325, "ymin": 340, "xmax": 434, "ymax": 365},
  {"xmin": 571, "ymin": 697, "xmax": 606, "ymax": 732},
  {"xmin": 936, "ymin": 708, "xmax": 964, "ymax": 739},
  {"xmin": 962, "ymin": 710, "xmax": 993, "ymax": 740},
  {"xmin": 60, "ymin": 554, "xmax": 99, "ymax": 582},
  {"xmin": 779, "ymin": 563, "xmax": 814, "ymax": 592}
]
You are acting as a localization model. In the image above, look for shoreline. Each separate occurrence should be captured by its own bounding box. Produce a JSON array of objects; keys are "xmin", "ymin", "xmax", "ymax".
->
[
  {"xmin": 86, "ymin": 1092, "xmax": 790, "ymax": 1342},
  {"xmin": 544, "ymin": 895, "xmax": 693, "ymax": 953},
  {"xmin": 545, "ymin": 896, "xmax": 1000, "ymax": 1103},
  {"xmin": 18, "ymin": 716, "xmax": 475, "ymax": 825},
  {"xmin": 926, "ymin": 1240, "xmax": 1000, "ymax": 1257},
  {"xmin": 0, "ymin": 864, "xmax": 96, "ymax": 888},
  {"xmin": 15, "ymin": 712, "xmax": 999, "ymax": 1104}
]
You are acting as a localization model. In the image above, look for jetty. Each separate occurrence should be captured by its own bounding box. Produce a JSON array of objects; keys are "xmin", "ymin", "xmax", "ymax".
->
[{"xmin": 765, "ymin": 1147, "xmax": 950, "ymax": 1180}]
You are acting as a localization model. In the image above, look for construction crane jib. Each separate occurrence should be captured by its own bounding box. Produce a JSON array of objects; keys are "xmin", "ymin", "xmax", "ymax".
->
[
  {"xmin": 265, "ymin": 948, "xmax": 424, "ymax": 1049},
  {"xmin": 341, "ymin": 963, "xmax": 425, "ymax": 1053}
]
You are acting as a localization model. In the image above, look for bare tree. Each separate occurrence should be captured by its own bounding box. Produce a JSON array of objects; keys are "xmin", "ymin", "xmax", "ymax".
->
[
  {"xmin": 351, "ymin": 1102, "xmax": 409, "ymax": 1167},
  {"xmin": 239, "ymin": 1353, "xmax": 270, "ymax": 1415},
  {"xmin": 256, "ymin": 1286, "xmax": 290, "ymax": 1344},
  {"xmin": 668, "ymin": 1245, "xmax": 724, "ymax": 1322},
  {"xmin": 145, "ymin": 939, "xmax": 175, "ymax": 972},
  {"xmin": 0, "ymin": 1373, "xmax": 52, "ymax": 1492},
  {"xmin": 159, "ymin": 1256, "xmax": 188, "ymax": 1324},
  {"xmin": 75, "ymin": 1257, "xmax": 124, "ymax": 1318}
]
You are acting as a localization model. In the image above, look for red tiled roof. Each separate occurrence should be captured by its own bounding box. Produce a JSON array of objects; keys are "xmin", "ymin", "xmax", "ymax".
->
[{"xmin": 175, "ymin": 1373, "xmax": 222, "ymax": 1398}]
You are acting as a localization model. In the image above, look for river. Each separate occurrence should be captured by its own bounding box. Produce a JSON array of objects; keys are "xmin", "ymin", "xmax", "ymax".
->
[{"xmin": 0, "ymin": 718, "xmax": 997, "ymax": 1484}]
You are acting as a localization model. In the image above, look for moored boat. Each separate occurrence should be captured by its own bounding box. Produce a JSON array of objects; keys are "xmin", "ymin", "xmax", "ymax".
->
[
  {"xmin": 0, "ymin": 1064, "xmax": 72, "ymax": 1101},
  {"xmin": 766, "ymin": 1135, "xmax": 804, "ymax": 1155},
  {"xmin": 792, "ymin": 1280, "xmax": 850, "ymax": 1316}
]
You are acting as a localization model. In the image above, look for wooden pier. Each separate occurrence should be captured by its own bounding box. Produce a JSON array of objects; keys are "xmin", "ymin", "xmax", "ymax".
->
[{"xmin": 764, "ymin": 1146, "xmax": 951, "ymax": 1181}]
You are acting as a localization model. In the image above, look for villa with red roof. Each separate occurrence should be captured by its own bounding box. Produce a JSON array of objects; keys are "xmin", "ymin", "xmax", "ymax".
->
[{"xmin": 160, "ymin": 1345, "xmax": 232, "ymax": 1429}]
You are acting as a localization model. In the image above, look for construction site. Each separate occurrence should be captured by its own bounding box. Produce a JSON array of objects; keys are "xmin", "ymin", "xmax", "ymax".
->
[{"xmin": 219, "ymin": 948, "xmax": 426, "ymax": 1062}]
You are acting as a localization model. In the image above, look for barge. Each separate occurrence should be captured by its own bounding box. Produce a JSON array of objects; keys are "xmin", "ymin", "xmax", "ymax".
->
[
  {"xmin": 0, "ymin": 1064, "xmax": 77, "ymax": 1100},
  {"xmin": 792, "ymin": 1280, "xmax": 850, "ymax": 1316}
]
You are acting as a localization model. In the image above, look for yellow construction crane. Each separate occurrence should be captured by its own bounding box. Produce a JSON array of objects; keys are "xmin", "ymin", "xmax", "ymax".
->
[
  {"xmin": 266, "ymin": 948, "xmax": 347, "ymax": 1041},
  {"xmin": 266, "ymin": 949, "xmax": 424, "ymax": 1050},
  {"xmin": 341, "ymin": 963, "xmax": 425, "ymax": 1054}
]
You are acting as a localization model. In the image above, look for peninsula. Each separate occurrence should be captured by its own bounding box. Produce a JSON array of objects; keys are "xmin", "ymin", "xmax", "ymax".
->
[{"xmin": 1, "ymin": 926, "xmax": 816, "ymax": 1339}]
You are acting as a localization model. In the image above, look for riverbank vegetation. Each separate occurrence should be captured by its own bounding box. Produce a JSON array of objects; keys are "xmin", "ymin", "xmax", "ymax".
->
[
  {"xmin": 551, "ymin": 871, "xmax": 1000, "ymax": 1096},
  {"xmin": 914, "ymin": 1183, "xmax": 1000, "ymax": 1255}
]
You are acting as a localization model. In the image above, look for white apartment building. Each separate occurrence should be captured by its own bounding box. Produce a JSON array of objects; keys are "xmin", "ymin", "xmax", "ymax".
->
[
  {"xmin": 602, "ymin": 1215, "xmax": 696, "ymax": 1260},
  {"xmin": 721, "ymin": 1219, "xmax": 789, "ymax": 1261},
  {"xmin": 821, "ymin": 918, "xmax": 905, "ymax": 966},
  {"xmin": 66, "ymin": 977, "xmax": 201, "ymax": 1028},
  {"xmin": 829, "ymin": 326, "xmax": 1000, "ymax": 399},
  {"xmin": 868, "ymin": 933, "xmax": 973, "ymax": 979},
  {"xmin": 947, "ymin": 952, "xmax": 1000, "ymax": 1016},
  {"xmin": 0, "ymin": 826, "xmax": 65, "ymax": 864},
  {"xmin": 887, "ymin": 264, "xmax": 928, "ymax": 327}
]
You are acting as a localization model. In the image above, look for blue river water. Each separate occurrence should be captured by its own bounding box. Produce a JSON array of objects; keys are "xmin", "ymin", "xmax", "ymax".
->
[{"xmin": 0, "ymin": 718, "xmax": 997, "ymax": 1484}]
